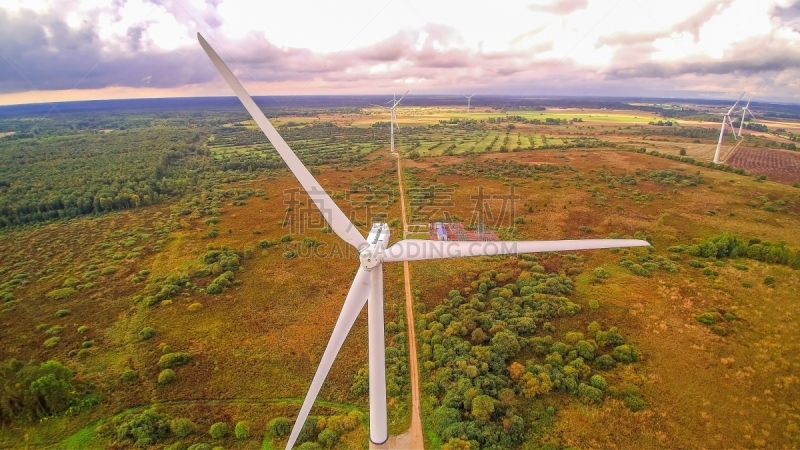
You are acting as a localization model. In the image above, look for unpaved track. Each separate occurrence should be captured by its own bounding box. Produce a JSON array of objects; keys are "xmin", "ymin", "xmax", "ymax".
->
[{"xmin": 373, "ymin": 155, "xmax": 425, "ymax": 449}]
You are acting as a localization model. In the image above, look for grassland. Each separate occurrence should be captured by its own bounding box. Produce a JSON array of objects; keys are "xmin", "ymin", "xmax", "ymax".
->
[{"xmin": 0, "ymin": 103, "xmax": 799, "ymax": 449}]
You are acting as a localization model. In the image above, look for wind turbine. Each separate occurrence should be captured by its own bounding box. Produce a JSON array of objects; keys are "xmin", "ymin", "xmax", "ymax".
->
[
  {"xmin": 465, "ymin": 94, "xmax": 475, "ymax": 113},
  {"xmin": 371, "ymin": 92, "xmax": 408, "ymax": 156},
  {"xmin": 737, "ymin": 97, "xmax": 756, "ymax": 138},
  {"xmin": 197, "ymin": 32, "xmax": 650, "ymax": 449},
  {"xmin": 713, "ymin": 92, "xmax": 745, "ymax": 164}
]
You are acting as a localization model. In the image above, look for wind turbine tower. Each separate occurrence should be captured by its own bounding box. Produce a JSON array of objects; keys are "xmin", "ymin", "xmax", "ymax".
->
[
  {"xmin": 197, "ymin": 32, "xmax": 650, "ymax": 450},
  {"xmin": 465, "ymin": 94, "xmax": 475, "ymax": 113},
  {"xmin": 713, "ymin": 92, "xmax": 745, "ymax": 164},
  {"xmin": 372, "ymin": 91, "xmax": 408, "ymax": 156},
  {"xmin": 737, "ymin": 98, "xmax": 756, "ymax": 138}
]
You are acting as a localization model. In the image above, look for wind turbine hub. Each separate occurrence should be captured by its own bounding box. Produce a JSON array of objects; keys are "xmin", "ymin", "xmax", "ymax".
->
[{"xmin": 359, "ymin": 248, "xmax": 382, "ymax": 271}]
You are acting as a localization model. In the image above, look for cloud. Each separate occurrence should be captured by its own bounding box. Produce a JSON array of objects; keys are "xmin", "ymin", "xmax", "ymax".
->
[
  {"xmin": 596, "ymin": 0, "xmax": 735, "ymax": 47},
  {"xmin": 605, "ymin": 35, "xmax": 800, "ymax": 78},
  {"xmin": 528, "ymin": 0, "xmax": 588, "ymax": 15}
]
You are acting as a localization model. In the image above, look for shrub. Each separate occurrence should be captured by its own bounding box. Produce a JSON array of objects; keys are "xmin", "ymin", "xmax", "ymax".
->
[
  {"xmin": 593, "ymin": 267, "xmax": 610, "ymax": 279},
  {"xmin": 594, "ymin": 355, "xmax": 617, "ymax": 370},
  {"xmin": 139, "ymin": 327, "xmax": 156, "ymax": 340},
  {"xmin": 624, "ymin": 393, "xmax": 647, "ymax": 411},
  {"xmin": 764, "ymin": 276, "xmax": 776, "ymax": 286},
  {"xmin": 100, "ymin": 266, "xmax": 119, "ymax": 275},
  {"xmin": 590, "ymin": 374, "xmax": 608, "ymax": 390},
  {"xmin": 43, "ymin": 337, "xmax": 60, "ymax": 348},
  {"xmin": 317, "ymin": 428, "xmax": 339, "ymax": 448},
  {"xmin": 267, "ymin": 417, "xmax": 291, "ymax": 438},
  {"xmin": 187, "ymin": 444, "xmax": 212, "ymax": 450},
  {"xmin": 695, "ymin": 312, "xmax": 718, "ymax": 325},
  {"xmin": 209, "ymin": 422, "xmax": 227, "ymax": 439},
  {"xmin": 157, "ymin": 352, "xmax": 192, "ymax": 369},
  {"xmin": 158, "ymin": 369, "xmax": 176, "ymax": 385},
  {"xmin": 258, "ymin": 239, "xmax": 276, "ymax": 249},
  {"xmin": 54, "ymin": 309, "xmax": 71, "ymax": 318},
  {"xmin": 280, "ymin": 234, "xmax": 292, "ymax": 243},
  {"xmin": 206, "ymin": 283, "xmax": 223, "ymax": 294},
  {"xmin": 588, "ymin": 299, "xmax": 599, "ymax": 311},
  {"xmin": 188, "ymin": 303, "xmax": 203, "ymax": 311},
  {"xmin": 46, "ymin": 325, "xmax": 64, "ymax": 336},
  {"xmin": 296, "ymin": 416, "xmax": 318, "ymax": 444},
  {"xmin": 297, "ymin": 443, "xmax": 321, "ymax": 450},
  {"xmin": 172, "ymin": 418, "xmax": 196, "ymax": 438},
  {"xmin": 121, "ymin": 369, "xmax": 138, "ymax": 382},
  {"xmin": 283, "ymin": 250, "xmax": 296, "ymax": 259},
  {"xmin": 612, "ymin": 345, "xmax": 640, "ymax": 363},
  {"xmin": 116, "ymin": 409, "xmax": 171, "ymax": 448},
  {"xmin": 77, "ymin": 325, "xmax": 89, "ymax": 334},
  {"xmin": 688, "ymin": 259, "xmax": 704, "ymax": 268},
  {"xmin": 234, "ymin": 421, "xmax": 249, "ymax": 439},
  {"xmin": 577, "ymin": 383, "xmax": 604, "ymax": 404},
  {"xmin": 46, "ymin": 287, "xmax": 76, "ymax": 300},
  {"xmin": 81, "ymin": 340, "xmax": 93, "ymax": 349}
]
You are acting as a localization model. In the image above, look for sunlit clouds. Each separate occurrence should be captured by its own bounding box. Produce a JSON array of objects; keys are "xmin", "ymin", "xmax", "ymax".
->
[{"xmin": 0, "ymin": 0, "xmax": 798, "ymax": 104}]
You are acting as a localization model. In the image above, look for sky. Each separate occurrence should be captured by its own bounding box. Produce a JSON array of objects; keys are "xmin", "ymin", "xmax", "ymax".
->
[{"xmin": 0, "ymin": 0, "xmax": 798, "ymax": 106}]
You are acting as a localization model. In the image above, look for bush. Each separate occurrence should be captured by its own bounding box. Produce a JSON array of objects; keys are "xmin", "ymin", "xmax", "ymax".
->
[
  {"xmin": 297, "ymin": 443, "xmax": 321, "ymax": 450},
  {"xmin": 54, "ymin": 309, "xmax": 70, "ymax": 318},
  {"xmin": 317, "ymin": 428, "xmax": 339, "ymax": 448},
  {"xmin": 139, "ymin": 327, "xmax": 156, "ymax": 340},
  {"xmin": 46, "ymin": 287, "xmax": 76, "ymax": 300},
  {"xmin": 764, "ymin": 276, "xmax": 776, "ymax": 286},
  {"xmin": 577, "ymin": 383, "xmax": 604, "ymax": 404},
  {"xmin": 77, "ymin": 325, "xmax": 89, "ymax": 334},
  {"xmin": 296, "ymin": 417, "xmax": 318, "ymax": 444},
  {"xmin": 206, "ymin": 283, "xmax": 223, "ymax": 294},
  {"xmin": 172, "ymin": 418, "xmax": 196, "ymax": 438},
  {"xmin": 695, "ymin": 312, "xmax": 718, "ymax": 325},
  {"xmin": 188, "ymin": 303, "xmax": 203, "ymax": 311},
  {"xmin": 590, "ymin": 374, "xmax": 608, "ymax": 390},
  {"xmin": 267, "ymin": 417, "xmax": 291, "ymax": 438},
  {"xmin": 116, "ymin": 409, "xmax": 171, "ymax": 448},
  {"xmin": 209, "ymin": 422, "xmax": 227, "ymax": 439},
  {"xmin": 612, "ymin": 345, "xmax": 640, "ymax": 363},
  {"xmin": 588, "ymin": 299, "xmax": 599, "ymax": 311},
  {"xmin": 593, "ymin": 267, "xmax": 610, "ymax": 279},
  {"xmin": 100, "ymin": 266, "xmax": 119, "ymax": 275},
  {"xmin": 234, "ymin": 421, "xmax": 249, "ymax": 439},
  {"xmin": 187, "ymin": 444, "xmax": 212, "ymax": 450},
  {"xmin": 121, "ymin": 369, "xmax": 138, "ymax": 382},
  {"xmin": 43, "ymin": 337, "xmax": 60, "ymax": 348},
  {"xmin": 158, "ymin": 369, "xmax": 176, "ymax": 385},
  {"xmin": 157, "ymin": 352, "xmax": 192, "ymax": 369}
]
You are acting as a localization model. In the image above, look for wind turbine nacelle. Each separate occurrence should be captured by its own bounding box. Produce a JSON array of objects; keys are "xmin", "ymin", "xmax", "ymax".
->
[{"xmin": 360, "ymin": 223, "xmax": 390, "ymax": 270}]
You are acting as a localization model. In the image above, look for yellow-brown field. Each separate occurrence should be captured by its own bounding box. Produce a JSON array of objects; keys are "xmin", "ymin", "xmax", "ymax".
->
[{"xmin": 0, "ymin": 105, "xmax": 799, "ymax": 449}]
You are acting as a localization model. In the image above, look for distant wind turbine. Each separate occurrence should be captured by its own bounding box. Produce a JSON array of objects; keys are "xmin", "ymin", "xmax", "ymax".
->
[
  {"xmin": 465, "ymin": 94, "xmax": 475, "ymax": 113},
  {"xmin": 197, "ymin": 32, "xmax": 650, "ymax": 450},
  {"xmin": 737, "ymin": 97, "xmax": 756, "ymax": 138},
  {"xmin": 713, "ymin": 92, "xmax": 745, "ymax": 164},
  {"xmin": 371, "ymin": 92, "xmax": 408, "ymax": 156}
]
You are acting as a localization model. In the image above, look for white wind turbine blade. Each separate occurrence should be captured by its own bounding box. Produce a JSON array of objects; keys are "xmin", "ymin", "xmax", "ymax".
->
[
  {"xmin": 394, "ymin": 90, "xmax": 409, "ymax": 107},
  {"xmin": 198, "ymin": 33, "xmax": 366, "ymax": 250},
  {"xmin": 382, "ymin": 239, "xmax": 649, "ymax": 262},
  {"xmin": 367, "ymin": 266, "xmax": 387, "ymax": 444},
  {"xmin": 726, "ymin": 91, "xmax": 746, "ymax": 115},
  {"xmin": 285, "ymin": 267, "xmax": 372, "ymax": 450},
  {"xmin": 747, "ymin": 109, "xmax": 757, "ymax": 120},
  {"xmin": 727, "ymin": 115, "xmax": 738, "ymax": 139}
]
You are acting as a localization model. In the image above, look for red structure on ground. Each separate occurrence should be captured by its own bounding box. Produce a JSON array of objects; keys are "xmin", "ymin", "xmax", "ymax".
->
[{"xmin": 428, "ymin": 222, "xmax": 499, "ymax": 241}]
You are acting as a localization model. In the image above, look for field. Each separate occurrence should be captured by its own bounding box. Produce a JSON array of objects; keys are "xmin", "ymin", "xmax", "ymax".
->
[
  {"xmin": 0, "ymin": 100, "xmax": 799, "ymax": 449},
  {"xmin": 727, "ymin": 147, "xmax": 800, "ymax": 184}
]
